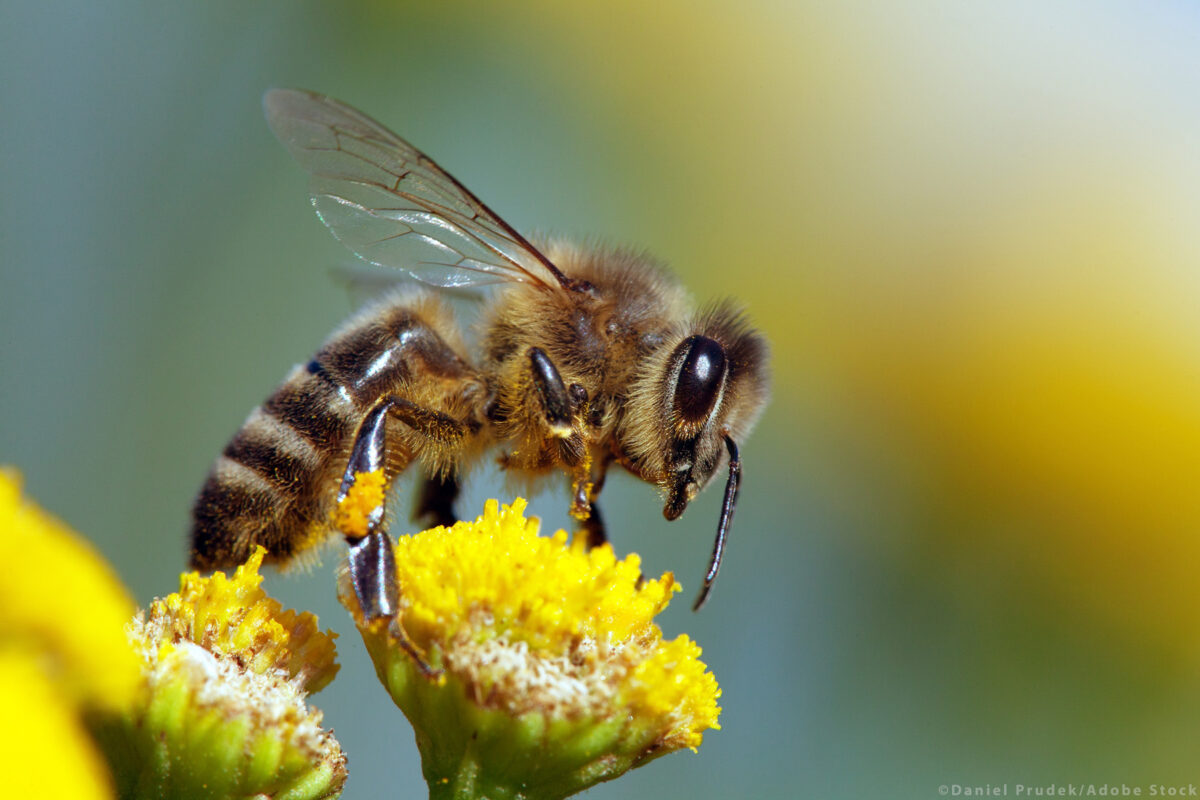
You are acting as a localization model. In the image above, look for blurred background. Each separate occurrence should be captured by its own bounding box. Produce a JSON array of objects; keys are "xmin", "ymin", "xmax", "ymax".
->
[{"xmin": 4, "ymin": 1, "xmax": 1200, "ymax": 797}]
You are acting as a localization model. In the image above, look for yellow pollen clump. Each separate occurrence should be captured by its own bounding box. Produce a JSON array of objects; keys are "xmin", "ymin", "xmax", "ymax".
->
[{"xmin": 334, "ymin": 468, "xmax": 387, "ymax": 539}]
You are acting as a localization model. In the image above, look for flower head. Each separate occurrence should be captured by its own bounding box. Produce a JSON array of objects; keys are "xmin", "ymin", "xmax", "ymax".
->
[
  {"xmin": 94, "ymin": 548, "xmax": 347, "ymax": 800},
  {"xmin": 339, "ymin": 497, "xmax": 721, "ymax": 800}
]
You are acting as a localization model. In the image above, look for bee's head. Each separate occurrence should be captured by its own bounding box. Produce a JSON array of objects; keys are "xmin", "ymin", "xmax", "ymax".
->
[{"xmin": 623, "ymin": 302, "xmax": 770, "ymax": 519}]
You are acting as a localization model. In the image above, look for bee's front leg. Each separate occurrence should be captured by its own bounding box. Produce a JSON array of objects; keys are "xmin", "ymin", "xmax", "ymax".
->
[
  {"xmin": 527, "ymin": 346, "xmax": 573, "ymax": 437},
  {"xmin": 524, "ymin": 347, "xmax": 613, "ymax": 551}
]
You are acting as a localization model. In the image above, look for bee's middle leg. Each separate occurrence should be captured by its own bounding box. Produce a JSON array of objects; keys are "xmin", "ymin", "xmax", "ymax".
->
[
  {"xmin": 414, "ymin": 472, "xmax": 460, "ymax": 529},
  {"xmin": 582, "ymin": 502, "xmax": 607, "ymax": 549},
  {"xmin": 573, "ymin": 453, "xmax": 614, "ymax": 550}
]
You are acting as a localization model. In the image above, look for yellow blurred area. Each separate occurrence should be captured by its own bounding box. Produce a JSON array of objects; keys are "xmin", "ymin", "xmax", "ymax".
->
[
  {"xmin": 829, "ymin": 270, "xmax": 1200, "ymax": 658},
  {"xmin": 0, "ymin": 649, "xmax": 114, "ymax": 800},
  {"xmin": 0, "ymin": 472, "xmax": 143, "ymax": 799},
  {"xmin": 0, "ymin": 472, "xmax": 141, "ymax": 711},
  {"xmin": 806, "ymin": 120, "xmax": 1200, "ymax": 661}
]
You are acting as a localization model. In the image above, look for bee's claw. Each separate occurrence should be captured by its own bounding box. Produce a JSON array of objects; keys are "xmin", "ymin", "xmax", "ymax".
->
[{"xmin": 387, "ymin": 617, "xmax": 441, "ymax": 678}]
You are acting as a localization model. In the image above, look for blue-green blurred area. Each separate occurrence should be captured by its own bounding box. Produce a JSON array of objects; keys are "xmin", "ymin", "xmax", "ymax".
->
[{"xmin": 5, "ymin": 2, "xmax": 1200, "ymax": 797}]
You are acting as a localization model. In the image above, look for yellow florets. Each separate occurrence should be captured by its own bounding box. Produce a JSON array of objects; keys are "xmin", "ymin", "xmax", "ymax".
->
[
  {"xmin": 395, "ymin": 497, "xmax": 676, "ymax": 652},
  {"xmin": 389, "ymin": 499, "xmax": 718, "ymax": 734},
  {"xmin": 627, "ymin": 633, "xmax": 722, "ymax": 750},
  {"xmin": 140, "ymin": 547, "xmax": 340, "ymax": 694},
  {"xmin": 340, "ymin": 497, "xmax": 721, "ymax": 799}
]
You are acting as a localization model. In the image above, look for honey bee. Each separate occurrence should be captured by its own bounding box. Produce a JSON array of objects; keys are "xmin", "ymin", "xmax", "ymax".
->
[{"xmin": 190, "ymin": 89, "xmax": 769, "ymax": 625}]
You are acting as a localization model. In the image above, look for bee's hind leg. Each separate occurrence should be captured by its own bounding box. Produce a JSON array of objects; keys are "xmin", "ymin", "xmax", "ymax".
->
[
  {"xmin": 338, "ymin": 396, "xmax": 470, "ymax": 676},
  {"xmin": 345, "ymin": 531, "xmax": 399, "ymax": 620},
  {"xmin": 346, "ymin": 529, "xmax": 434, "ymax": 673},
  {"xmin": 337, "ymin": 401, "xmax": 396, "ymax": 625}
]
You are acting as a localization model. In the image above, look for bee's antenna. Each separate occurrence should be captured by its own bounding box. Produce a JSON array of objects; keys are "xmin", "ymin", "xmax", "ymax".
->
[{"xmin": 693, "ymin": 435, "xmax": 741, "ymax": 611}]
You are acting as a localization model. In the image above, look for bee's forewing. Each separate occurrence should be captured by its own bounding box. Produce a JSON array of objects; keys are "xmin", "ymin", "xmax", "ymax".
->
[{"xmin": 264, "ymin": 89, "xmax": 566, "ymax": 290}]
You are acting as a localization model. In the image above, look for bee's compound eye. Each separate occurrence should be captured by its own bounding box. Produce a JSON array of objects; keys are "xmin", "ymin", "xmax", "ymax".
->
[{"xmin": 673, "ymin": 335, "xmax": 727, "ymax": 422}]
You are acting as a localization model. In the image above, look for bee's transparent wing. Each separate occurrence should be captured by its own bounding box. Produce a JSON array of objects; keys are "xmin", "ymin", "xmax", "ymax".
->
[{"xmin": 263, "ymin": 89, "xmax": 566, "ymax": 290}]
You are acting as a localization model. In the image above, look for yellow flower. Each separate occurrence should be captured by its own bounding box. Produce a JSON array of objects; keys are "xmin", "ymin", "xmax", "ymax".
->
[
  {"xmin": 0, "ymin": 470, "xmax": 141, "ymax": 799},
  {"xmin": 92, "ymin": 547, "xmax": 347, "ymax": 800},
  {"xmin": 0, "ymin": 469, "xmax": 141, "ymax": 710},
  {"xmin": 338, "ymin": 495, "xmax": 721, "ymax": 800}
]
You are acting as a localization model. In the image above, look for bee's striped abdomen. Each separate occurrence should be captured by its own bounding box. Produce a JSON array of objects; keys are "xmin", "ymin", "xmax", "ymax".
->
[
  {"xmin": 189, "ymin": 294, "xmax": 480, "ymax": 572},
  {"xmin": 189, "ymin": 365, "xmax": 359, "ymax": 569}
]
